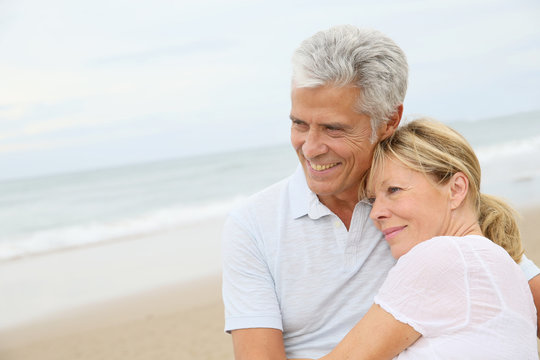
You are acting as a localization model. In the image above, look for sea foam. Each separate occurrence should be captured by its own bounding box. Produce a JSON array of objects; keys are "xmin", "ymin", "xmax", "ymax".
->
[{"xmin": 0, "ymin": 198, "xmax": 242, "ymax": 261}]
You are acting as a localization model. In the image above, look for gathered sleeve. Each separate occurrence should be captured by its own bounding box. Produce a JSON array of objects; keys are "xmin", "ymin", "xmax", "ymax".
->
[{"xmin": 374, "ymin": 238, "xmax": 469, "ymax": 337}]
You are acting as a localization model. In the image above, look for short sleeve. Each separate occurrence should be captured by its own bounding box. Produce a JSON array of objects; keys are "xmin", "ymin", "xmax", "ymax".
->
[
  {"xmin": 374, "ymin": 237, "xmax": 469, "ymax": 337},
  {"xmin": 222, "ymin": 211, "xmax": 283, "ymax": 332},
  {"xmin": 519, "ymin": 254, "xmax": 540, "ymax": 281}
]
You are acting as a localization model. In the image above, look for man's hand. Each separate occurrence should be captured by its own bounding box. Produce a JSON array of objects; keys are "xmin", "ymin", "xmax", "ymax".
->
[
  {"xmin": 232, "ymin": 328, "xmax": 287, "ymax": 360},
  {"xmin": 528, "ymin": 274, "xmax": 540, "ymax": 338}
]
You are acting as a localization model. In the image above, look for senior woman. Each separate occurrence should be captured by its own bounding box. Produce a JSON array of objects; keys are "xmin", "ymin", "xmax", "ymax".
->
[{"xmin": 297, "ymin": 118, "xmax": 538, "ymax": 359}]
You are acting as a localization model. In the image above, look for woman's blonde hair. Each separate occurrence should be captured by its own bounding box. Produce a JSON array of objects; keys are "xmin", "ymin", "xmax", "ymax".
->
[{"xmin": 361, "ymin": 118, "xmax": 523, "ymax": 262}]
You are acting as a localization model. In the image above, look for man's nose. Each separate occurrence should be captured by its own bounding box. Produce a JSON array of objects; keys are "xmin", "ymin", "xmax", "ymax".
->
[{"xmin": 302, "ymin": 129, "xmax": 327, "ymax": 159}]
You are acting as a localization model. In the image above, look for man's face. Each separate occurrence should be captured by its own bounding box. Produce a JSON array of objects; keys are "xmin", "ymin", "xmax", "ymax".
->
[{"xmin": 290, "ymin": 86, "xmax": 388, "ymax": 203}]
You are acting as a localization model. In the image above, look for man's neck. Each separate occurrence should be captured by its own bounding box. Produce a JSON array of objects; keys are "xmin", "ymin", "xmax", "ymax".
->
[{"xmin": 318, "ymin": 192, "xmax": 359, "ymax": 230}]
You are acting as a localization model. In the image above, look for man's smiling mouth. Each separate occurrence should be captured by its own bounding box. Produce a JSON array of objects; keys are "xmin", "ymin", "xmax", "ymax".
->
[{"xmin": 309, "ymin": 162, "xmax": 339, "ymax": 171}]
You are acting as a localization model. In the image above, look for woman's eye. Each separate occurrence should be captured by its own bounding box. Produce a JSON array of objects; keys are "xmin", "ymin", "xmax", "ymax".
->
[{"xmin": 388, "ymin": 187, "xmax": 401, "ymax": 194}]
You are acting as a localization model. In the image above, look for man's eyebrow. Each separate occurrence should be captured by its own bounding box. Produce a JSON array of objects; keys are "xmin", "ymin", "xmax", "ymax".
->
[
  {"xmin": 289, "ymin": 116, "xmax": 351, "ymax": 130},
  {"xmin": 289, "ymin": 115, "xmax": 304, "ymax": 122},
  {"xmin": 321, "ymin": 121, "xmax": 350, "ymax": 130}
]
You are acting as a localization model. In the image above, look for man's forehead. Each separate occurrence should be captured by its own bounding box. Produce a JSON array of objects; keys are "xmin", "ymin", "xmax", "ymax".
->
[{"xmin": 290, "ymin": 84, "xmax": 360, "ymax": 97}]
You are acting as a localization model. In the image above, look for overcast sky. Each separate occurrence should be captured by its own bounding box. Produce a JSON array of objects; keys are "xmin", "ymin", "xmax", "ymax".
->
[{"xmin": 1, "ymin": 0, "xmax": 539, "ymax": 180}]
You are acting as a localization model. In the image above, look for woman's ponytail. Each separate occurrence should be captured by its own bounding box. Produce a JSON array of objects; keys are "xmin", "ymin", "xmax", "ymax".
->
[{"xmin": 479, "ymin": 193, "xmax": 523, "ymax": 263}]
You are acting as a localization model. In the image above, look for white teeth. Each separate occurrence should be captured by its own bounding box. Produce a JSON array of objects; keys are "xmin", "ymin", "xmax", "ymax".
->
[{"xmin": 310, "ymin": 162, "xmax": 338, "ymax": 171}]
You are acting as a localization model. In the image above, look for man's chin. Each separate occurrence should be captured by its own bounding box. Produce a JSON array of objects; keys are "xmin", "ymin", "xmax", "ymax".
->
[{"xmin": 304, "ymin": 180, "xmax": 338, "ymax": 197}]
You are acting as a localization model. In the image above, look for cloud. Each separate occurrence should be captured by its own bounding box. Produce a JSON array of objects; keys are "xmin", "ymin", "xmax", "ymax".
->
[
  {"xmin": 90, "ymin": 39, "xmax": 235, "ymax": 66},
  {"xmin": 0, "ymin": 121, "xmax": 164, "ymax": 154},
  {"xmin": 507, "ymin": 48, "xmax": 540, "ymax": 71},
  {"xmin": 1, "ymin": 0, "xmax": 539, "ymax": 179}
]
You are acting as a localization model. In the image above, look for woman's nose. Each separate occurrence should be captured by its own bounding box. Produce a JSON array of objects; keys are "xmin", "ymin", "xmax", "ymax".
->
[{"xmin": 369, "ymin": 198, "xmax": 390, "ymax": 221}]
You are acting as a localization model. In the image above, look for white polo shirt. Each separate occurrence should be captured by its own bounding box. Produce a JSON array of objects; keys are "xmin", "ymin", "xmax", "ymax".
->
[
  {"xmin": 222, "ymin": 167, "xmax": 396, "ymax": 358},
  {"xmin": 222, "ymin": 167, "xmax": 540, "ymax": 359}
]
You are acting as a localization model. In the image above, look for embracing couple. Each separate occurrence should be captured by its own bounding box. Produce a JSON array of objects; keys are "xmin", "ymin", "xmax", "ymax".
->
[{"xmin": 222, "ymin": 25, "xmax": 540, "ymax": 359}]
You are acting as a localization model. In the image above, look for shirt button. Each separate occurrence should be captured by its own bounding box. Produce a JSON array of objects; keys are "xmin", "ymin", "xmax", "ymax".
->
[{"xmin": 334, "ymin": 220, "xmax": 341, "ymax": 228}]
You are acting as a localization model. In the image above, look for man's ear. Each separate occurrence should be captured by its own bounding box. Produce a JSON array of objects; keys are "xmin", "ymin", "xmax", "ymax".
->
[
  {"xmin": 379, "ymin": 104, "xmax": 403, "ymax": 140},
  {"xmin": 449, "ymin": 172, "xmax": 469, "ymax": 210}
]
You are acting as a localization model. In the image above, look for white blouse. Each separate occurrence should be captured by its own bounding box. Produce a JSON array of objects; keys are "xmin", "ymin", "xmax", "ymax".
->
[{"xmin": 374, "ymin": 235, "xmax": 538, "ymax": 360}]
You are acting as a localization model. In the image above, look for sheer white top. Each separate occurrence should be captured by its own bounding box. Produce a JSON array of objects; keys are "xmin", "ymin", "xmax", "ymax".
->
[{"xmin": 374, "ymin": 235, "xmax": 538, "ymax": 360}]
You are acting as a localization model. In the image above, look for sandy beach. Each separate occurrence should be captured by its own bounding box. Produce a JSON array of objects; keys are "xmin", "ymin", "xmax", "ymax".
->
[
  {"xmin": 1, "ymin": 206, "xmax": 539, "ymax": 360},
  {"xmin": 0, "ymin": 215, "xmax": 233, "ymax": 360}
]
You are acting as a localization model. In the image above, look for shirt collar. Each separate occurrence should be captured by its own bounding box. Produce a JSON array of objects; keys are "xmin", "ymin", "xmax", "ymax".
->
[{"xmin": 288, "ymin": 165, "xmax": 333, "ymax": 220}]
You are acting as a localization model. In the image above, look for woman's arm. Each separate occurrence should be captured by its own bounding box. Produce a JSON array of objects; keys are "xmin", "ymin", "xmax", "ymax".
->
[
  {"xmin": 289, "ymin": 303, "xmax": 420, "ymax": 360},
  {"xmin": 319, "ymin": 303, "xmax": 420, "ymax": 360}
]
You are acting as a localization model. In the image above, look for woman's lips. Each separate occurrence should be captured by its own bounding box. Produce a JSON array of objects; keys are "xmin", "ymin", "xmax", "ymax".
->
[{"xmin": 382, "ymin": 226, "xmax": 407, "ymax": 241}]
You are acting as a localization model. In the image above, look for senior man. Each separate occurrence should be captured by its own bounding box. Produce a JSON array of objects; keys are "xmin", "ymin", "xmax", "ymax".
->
[{"xmin": 222, "ymin": 25, "xmax": 540, "ymax": 359}]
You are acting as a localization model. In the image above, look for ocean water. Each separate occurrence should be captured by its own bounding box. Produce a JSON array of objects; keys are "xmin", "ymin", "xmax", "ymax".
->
[{"xmin": 1, "ymin": 111, "xmax": 539, "ymax": 260}]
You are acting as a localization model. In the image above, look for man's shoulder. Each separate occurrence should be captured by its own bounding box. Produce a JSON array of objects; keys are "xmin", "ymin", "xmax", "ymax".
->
[
  {"xmin": 223, "ymin": 173, "xmax": 299, "ymax": 245},
  {"xmin": 229, "ymin": 174, "xmax": 295, "ymax": 218},
  {"xmin": 248, "ymin": 176, "xmax": 292, "ymax": 204}
]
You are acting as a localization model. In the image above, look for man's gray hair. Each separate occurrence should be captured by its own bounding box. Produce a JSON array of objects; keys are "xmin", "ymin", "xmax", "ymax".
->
[{"xmin": 292, "ymin": 25, "xmax": 408, "ymax": 141}]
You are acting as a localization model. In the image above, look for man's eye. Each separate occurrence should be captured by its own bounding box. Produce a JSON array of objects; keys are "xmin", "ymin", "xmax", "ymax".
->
[{"xmin": 326, "ymin": 126, "xmax": 342, "ymax": 132}]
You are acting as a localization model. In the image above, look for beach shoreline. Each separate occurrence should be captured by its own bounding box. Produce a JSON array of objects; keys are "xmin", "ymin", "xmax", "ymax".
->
[{"xmin": 1, "ymin": 205, "xmax": 538, "ymax": 360}]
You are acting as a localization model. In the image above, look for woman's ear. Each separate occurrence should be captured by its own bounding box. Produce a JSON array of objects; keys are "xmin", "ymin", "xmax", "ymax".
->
[{"xmin": 449, "ymin": 172, "xmax": 469, "ymax": 210}]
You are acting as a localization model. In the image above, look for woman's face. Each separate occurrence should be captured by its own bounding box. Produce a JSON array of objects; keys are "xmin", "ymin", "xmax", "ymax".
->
[{"xmin": 368, "ymin": 157, "xmax": 453, "ymax": 259}]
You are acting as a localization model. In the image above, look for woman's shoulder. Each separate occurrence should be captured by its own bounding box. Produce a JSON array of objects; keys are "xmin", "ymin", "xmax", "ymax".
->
[
  {"xmin": 397, "ymin": 236, "xmax": 465, "ymax": 268},
  {"xmin": 376, "ymin": 236, "xmax": 471, "ymax": 336},
  {"xmin": 384, "ymin": 236, "xmax": 471, "ymax": 294},
  {"xmin": 389, "ymin": 235, "xmax": 501, "ymax": 289},
  {"xmin": 392, "ymin": 234, "xmax": 523, "ymax": 305},
  {"xmin": 401, "ymin": 235, "xmax": 502, "ymax": 263}
]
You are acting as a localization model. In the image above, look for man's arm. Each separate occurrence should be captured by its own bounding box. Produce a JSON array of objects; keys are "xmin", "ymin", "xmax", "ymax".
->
[
  {"xmin": 223, "ymin": 212, "xmax": 286, "ymax": 359},
  {"xmin": 232, "ymin": 328, "xmax": 287, "ymax": 360},
  {"xmin": 316, "ymin": 304, "xmax": 420, "ymax": 360},
  {"xmin": 519, "ymin": 254, "xmax": 540, "ymax": 338},
  {"xmin": 528, "ymin": 275, "xmax": 540, "ymax": 338}
]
